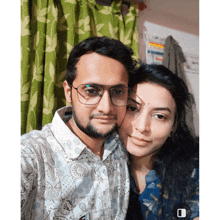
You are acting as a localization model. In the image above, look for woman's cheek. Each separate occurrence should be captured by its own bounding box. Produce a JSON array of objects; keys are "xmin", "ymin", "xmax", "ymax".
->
[{"xmin": 119, "ymin": 118, "xmax": 130, "ymax": 143}]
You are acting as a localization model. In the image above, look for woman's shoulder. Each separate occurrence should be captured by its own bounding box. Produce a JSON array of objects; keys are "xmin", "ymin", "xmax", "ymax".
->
[{"xmin": 191, "ymin": 167, "xmax": 199, "ymax": 190}]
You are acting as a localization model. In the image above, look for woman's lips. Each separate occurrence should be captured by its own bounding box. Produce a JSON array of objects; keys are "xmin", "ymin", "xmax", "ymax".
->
[{"xmin": 129, "ymin": 135, "xmax": 151, "ymax": 146}]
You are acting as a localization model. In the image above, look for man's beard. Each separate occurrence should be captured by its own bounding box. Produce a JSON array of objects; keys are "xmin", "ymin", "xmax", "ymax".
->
[{"xmin": 71, "ymin": 105, "xmax": 118, "ymax": 138}]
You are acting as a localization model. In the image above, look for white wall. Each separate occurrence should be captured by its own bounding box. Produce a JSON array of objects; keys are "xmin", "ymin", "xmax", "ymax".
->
[{"xmin": 138, "ymin": 20, "xmax": 199, "ymax": 136}]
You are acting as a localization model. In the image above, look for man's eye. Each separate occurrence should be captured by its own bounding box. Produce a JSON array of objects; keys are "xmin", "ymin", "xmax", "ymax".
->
[
  {"xmin": 115, "ymin": 90, "xmax": 123, "ymax": 95},
  {"xmin": 84, "ymin": 87, "xmax": 99, "ymax": 96},
  {"xmin": 86, "ymin": 89, "xmax": 97, "ymax": 93},
  {"xmin": 111, "ymin": 89, "xmax": 124, "ymax": 96}
]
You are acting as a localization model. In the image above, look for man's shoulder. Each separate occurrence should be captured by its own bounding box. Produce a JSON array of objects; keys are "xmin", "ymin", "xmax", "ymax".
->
[
  {"xmin": 22, "ymin": 122, "xmax": 52, "ymax": 138},
  {"xmin": 21, "ymin": 123, "xmax": 54, "ymax": 152}
]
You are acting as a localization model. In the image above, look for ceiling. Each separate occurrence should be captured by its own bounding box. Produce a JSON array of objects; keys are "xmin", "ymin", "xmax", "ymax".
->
[{"xmin": 140, "ymin": 0, "xmax": 199, "ymax": 36}]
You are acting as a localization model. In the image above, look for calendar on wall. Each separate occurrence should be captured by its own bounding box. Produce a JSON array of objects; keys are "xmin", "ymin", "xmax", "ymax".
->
[
  {"xmin": 145, "ymin": 34, "xmax": 165, "ymax": 65},
  {"xmin": 141, "ymin": 22, "xmax": 199, "ymax": 75}
]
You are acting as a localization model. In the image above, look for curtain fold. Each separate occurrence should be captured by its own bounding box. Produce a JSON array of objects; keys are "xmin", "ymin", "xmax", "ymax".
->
[{"xmin": 21, "ymin": 0, "xmax": 139, "ymax": 135}]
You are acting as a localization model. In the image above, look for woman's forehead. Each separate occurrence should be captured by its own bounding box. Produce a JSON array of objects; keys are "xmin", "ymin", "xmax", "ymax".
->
[{"xmin": 133, "ymin": 82, "xmax": 176, "ymax": 110}]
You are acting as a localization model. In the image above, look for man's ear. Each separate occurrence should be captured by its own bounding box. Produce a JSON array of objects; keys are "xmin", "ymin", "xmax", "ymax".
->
[{"xmin": 63, "ymin": 80, "xmax": 72, "ymax": 104}]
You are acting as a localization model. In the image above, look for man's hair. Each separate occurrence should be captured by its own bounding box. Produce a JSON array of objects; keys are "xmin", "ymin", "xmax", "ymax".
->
[
  {"xmin": 66, "ymin": 36, "xmax": 137, "ymax": 87},
  {"xmin": 129, "ymin": 64, "xmax": 199, "ymax": 218}
]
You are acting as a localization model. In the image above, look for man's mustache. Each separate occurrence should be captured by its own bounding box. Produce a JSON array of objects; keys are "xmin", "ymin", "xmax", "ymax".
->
[{"xmin": 89, "ymin": 113, "xmax": 117, "ymax": 120}]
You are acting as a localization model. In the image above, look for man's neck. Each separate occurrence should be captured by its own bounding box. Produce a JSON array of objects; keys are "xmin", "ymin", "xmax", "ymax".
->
[{"xmin": 66, "ymin": 117, "xmax": 105, "ymax": 160}]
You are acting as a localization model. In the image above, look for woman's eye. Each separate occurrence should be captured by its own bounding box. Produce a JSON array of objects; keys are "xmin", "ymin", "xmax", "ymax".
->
[
  {"xmin": 127, "ymin": 98, "xmax": 141, "ymax": 112},
  {"xmin": 127, "ymin": 105, "xmax": 138, "ymax": 112},
  {"xmin": 154, "ymin": 114, "xmax": 166, "ymax": 120}
]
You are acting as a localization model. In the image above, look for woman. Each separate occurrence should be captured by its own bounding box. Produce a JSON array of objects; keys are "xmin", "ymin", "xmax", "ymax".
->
[{"xmin": 120, "ymin": 64, "xmax": 199, "ymax": 220}]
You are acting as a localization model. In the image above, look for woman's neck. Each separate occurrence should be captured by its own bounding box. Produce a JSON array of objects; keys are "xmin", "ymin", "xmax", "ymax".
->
[
  {"xmin": 130, "ymin": 155, "xmax": 154, "ymax": 194},
  {"xmin": 130, "ymin": 154, "xmax": 153, "ymax": 173}
]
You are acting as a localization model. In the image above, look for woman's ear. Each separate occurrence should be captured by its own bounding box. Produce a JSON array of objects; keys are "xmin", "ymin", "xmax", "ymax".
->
[
  {"xmin": 63, "ymin": 80, "xmax": 72, "ymax": 104},
  {"xmin": 170, "ymin": 118, "xmax": 178, "ymax": 138},
  {"xmin": 169, "ymin": 122, "xmax": 177, "ymax": 140}
]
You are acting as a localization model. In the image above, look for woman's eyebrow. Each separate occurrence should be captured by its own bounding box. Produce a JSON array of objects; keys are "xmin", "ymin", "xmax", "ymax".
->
[
  {"xmin": 154, "ymin": 107, "xmax": 172, "ymax": 113},
  {"xmin": 128, "ymin": 97, "xmax": 141, "ymax": 105}
]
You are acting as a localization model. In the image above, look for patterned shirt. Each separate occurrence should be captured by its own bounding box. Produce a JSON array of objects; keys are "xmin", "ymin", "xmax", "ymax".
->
[
  {"xmin": 21, "ymin": 106, "xmax": 130, "ymax": 220},
  {"xmin": 129, "ymin": 168, "xmax": 199, "ymax": 220}
]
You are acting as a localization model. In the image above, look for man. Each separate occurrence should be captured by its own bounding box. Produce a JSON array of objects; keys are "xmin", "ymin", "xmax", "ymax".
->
[{"xmin": 21, "ymin": 36, "xmax": 136, "ymax": 220}]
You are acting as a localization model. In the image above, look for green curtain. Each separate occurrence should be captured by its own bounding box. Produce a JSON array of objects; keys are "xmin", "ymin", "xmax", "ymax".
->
[{"xmin": 21, "ymin": 0, "xmax": 139, "ymax": 135}]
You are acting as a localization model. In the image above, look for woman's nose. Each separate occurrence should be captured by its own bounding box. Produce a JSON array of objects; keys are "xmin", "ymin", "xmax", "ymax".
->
[{"xmin": 134, "ymin": 114, "xmax": 151, "ymax": 133}]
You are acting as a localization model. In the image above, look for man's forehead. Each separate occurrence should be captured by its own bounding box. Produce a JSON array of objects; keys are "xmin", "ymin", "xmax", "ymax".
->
[
  {"xmin": 73, "ymin": 52, "xmax": 129, "ymax": 86},
  {"xmin": 75, "ymin": 52, "xmax": 127, "ymax": 71}
]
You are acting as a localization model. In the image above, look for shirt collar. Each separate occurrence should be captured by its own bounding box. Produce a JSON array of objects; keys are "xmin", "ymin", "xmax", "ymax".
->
[
  {"xmin": 51, "ymin": 106, "xmax": 122, "ymax": 161},
  {"xmin": 129, "ymin": 167, "xmax": 160, "ymax": 194},
  {"xmin": 51, "ymin": 106, "xmax": 86, "ymax": 159},
  {"xmin": 145, "ymin": 170, "xmax": 159, "ymax": 183},
  {"xmin": 102, "ymin": 132, "xmax": 123, "ymax": 161}
]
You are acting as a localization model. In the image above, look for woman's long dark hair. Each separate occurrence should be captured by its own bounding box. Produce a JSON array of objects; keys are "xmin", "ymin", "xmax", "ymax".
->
[{"xmin": 128, "ymin": 64, "xmax": 199, "ymax": 219}]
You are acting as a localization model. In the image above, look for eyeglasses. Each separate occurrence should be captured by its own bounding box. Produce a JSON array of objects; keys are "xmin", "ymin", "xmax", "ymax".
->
[{"xmin": 72, "ymin": 84, "xmax": 133, "ymax": 106}]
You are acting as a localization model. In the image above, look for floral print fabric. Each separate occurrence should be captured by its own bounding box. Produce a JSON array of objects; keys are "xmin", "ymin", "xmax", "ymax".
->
[{"xmin": 129, "ymin": 169, "xmax": 199, "ymax": 220}]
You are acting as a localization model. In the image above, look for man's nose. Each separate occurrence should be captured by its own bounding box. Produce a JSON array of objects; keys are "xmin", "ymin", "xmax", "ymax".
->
[{"xmin": 96, "ymin": 90, "xmax": 113, "ymax": 114}]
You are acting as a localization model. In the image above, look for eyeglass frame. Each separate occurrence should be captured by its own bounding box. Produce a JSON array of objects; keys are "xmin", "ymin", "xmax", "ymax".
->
[{"xmin": 72, "ymin": 83, "xmax": 134, "ymax": 106}]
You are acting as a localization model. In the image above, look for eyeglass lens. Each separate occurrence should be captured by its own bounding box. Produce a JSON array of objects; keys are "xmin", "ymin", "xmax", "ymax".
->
[{"xmin": 76, "ymin": 84, "xmax": 129, "ymax": 106}]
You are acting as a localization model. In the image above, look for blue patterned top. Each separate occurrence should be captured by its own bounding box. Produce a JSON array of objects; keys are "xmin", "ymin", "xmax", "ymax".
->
[
  {"xmin": 21, "ymin": 106, "xmax": 130, "ymax": 220},
  {"xmin": 129, "ymin": 168, "xmax": 199, "ymax": 220}
]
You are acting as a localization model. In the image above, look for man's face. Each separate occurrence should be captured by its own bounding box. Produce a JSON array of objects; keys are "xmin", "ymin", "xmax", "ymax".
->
[{"xmin": 64, "ymin": 52, "xmax": 129, "ymax": 138}]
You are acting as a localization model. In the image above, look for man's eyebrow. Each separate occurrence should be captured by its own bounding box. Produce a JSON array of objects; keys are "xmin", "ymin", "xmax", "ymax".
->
[
  {"xmin": 154, "ymin": 107, "xmax": 172, "ymax": 113},
  {"xmin": 84, "ymin": 83, "xmax": 127, "ymax": 87}
]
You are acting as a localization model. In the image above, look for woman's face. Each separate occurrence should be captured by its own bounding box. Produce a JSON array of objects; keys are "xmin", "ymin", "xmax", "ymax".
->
[{"xmin": 119, "ymin": 82, "xmax": 176, "ymax": 158}]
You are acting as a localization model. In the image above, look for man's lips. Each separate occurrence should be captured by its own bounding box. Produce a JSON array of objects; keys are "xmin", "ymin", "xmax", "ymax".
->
[
  {"xmin": 92, "ymin": 116, "xmax": 116, "ymax": 120},
  {"xmin": 92, "ymin": 116, "xmax": 116, "ymax": 124},
  {"xmin": 93, "ymin": 116, "xmax": 116, "ymax": 121}
]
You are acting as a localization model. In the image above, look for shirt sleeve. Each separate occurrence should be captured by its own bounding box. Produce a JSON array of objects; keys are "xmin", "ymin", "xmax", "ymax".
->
[
  {"xmin": 21, "ymin": 139, "xmax": 39, "ymax": 219},
  {"xmin": 189, "ymin": 168, "xmax": 199, "ymax": 219}
]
